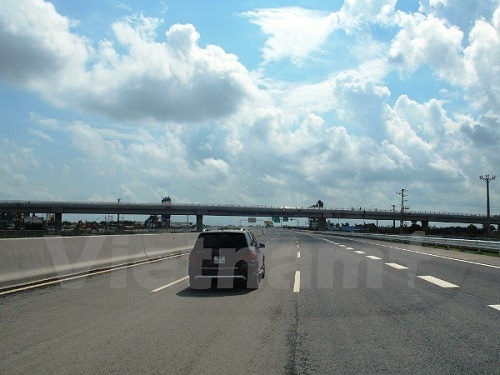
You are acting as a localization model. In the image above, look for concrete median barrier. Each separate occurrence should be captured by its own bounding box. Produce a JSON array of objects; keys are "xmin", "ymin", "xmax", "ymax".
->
[
  {"xmin": 0, "ymin": 232, "xmax": 198, "ymax": 289},
  {"xmin": 143, "ymin": 232, "xmax": 197, "ymax": 258}
]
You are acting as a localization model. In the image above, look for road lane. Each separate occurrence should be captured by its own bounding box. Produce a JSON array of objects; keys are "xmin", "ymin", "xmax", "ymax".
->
[
  {"xmin": 1, "ymin": 229, "xmax": 499, "ymax": 374},
  {"xmin": 292, "ymin": 231, "xmax": 500, "ymax": 373},
  {"xmin": 0, "ymin": 231, "xmax": 299, "ymax": 374},
  {"xmin": 326, "ymin": 233, "xmax": 500, "ymax": 303}
]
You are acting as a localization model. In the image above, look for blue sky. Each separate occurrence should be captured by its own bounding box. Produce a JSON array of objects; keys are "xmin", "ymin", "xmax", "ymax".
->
[{"xmin": 0, "ymin": 0, "xmax": 499, "ymax": 222}]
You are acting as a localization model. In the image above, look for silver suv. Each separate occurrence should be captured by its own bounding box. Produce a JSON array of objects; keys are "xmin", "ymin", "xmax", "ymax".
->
[{"xmin": 188, "ymin": 229, "xmax": 266, "ymax": 289}]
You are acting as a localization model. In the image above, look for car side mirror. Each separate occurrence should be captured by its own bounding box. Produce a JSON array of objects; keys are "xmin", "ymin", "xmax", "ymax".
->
[{"xmin": 259, "ymin": 243, "xmax": 265, "ymax": 248}]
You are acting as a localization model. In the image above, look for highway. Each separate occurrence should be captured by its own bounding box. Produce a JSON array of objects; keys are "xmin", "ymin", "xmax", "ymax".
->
[{"xmin": 1, "ymin": 230, "xmax": 499, "ymax": 374}]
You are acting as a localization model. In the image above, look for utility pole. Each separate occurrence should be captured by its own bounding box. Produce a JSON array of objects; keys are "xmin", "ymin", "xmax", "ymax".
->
[
  {"xmin": 391, "ymin": 204, "xmax": 396, "ymax": 229},
  {"xmin": 480, "ymin": 175, "xmax": 495, "ymax": 236},
  {"xmin": 396, "ymin": 189, "xmax": 409, "ymax": 234}
]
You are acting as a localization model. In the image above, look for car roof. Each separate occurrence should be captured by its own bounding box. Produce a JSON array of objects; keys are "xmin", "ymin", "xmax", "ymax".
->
[{"xmin": 199, "ymin": 229, "xmax": 247, "ymax": 235}]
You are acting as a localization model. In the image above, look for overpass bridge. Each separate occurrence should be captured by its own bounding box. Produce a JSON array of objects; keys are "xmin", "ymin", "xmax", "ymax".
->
[{"xmin": 1, "ymin": 200, "xmax": 498, "ymax": 232}]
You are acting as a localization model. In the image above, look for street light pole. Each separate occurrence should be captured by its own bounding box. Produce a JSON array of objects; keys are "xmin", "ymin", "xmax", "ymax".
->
[{"xmin": 480, "ymin": 175, "xmax": 496, "ymax": 236}]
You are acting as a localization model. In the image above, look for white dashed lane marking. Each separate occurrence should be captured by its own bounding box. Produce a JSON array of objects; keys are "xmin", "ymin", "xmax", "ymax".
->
[
  {"xmin": 297, "ymin": 251, "xmax": 301, "ymax": 258},
  {"xmin": 304, "ymin": 234, "xmax": 498, "ymax": 309},
  {"xmin": 418, "ymin": 276, "xmax": 459, "ymax": 288},
  {"xmin": 385, "ymin": 263, "xmax": 409, "ymax": 270},
  {"xmin": 293, "ymin": 271, "xmax": 301, "ymax": 293},
  {"xmin": 151, "ymin": 276, "xmax": 189, "ymax": 293}
]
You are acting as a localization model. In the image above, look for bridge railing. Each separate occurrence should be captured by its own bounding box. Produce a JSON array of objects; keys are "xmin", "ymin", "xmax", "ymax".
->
[{"xmin": 0, "ymin": 200, "xmax": 490, "ymax": 218}]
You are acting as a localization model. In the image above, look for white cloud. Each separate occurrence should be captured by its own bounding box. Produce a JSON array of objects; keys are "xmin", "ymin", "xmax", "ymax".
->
[
  {"xmin": 339, "ymin": 0, "xmax": 397, "ymax": 29},
  {"xmin": 389, "ymin": 12, "xmax": 468, "ymax": 84},
  {"xmin": 384, "ymin": 94, "xmax": 499, "ymax": 190},
  {"xmin": 419, "ymin": 0, "xmax": 498, "ymax": 35},
  {"xmin": 244, "ymin": 7, "xmax": 338, "ymax": 65},
  {"xmin": 0, "ymin": 139, "xmax": 39, "ymax": 170},
  {"xmin": 261, "ymin": 175, "xmax": 287, "ymax": 186},
  {"xmin": 69, "ymin": 122, "xmax": 110, "ymax": 160},
  {"xmin": 460, "ymin": 113, "xmax": 500, "ymax": 146},
  {"xmin": 329, "ymin": 71, "xmax": 392, "ymax": 140},
  {"xmin": 0, "ymin": 0, "xmax": 90, "ymax": 91},
  {"xmin": 243, "ymin": 1, "xmax": 398, "ymax": 65},
  {"xmin": 29, "ymin": 112, "xmax": 62, "ymax": 131},
  {"xmin": 463, "ymin": 6, "xmax": 500, "ymax": 113},
  {"xmin": 29, "ymin": 128, "xmax": 55, "ymax": 143},
  {"xmin": 0, "ymin": 140, "xmax": 39, "ymax": 197},
  {"xmin": 389, "ymin": 5, "xmax": 500, "ymax": 115},
  {"xmin": 0, "ymin": 2, "xmax": 259, "ymax": 123},
  {"xmin": 196, "ymin": 158, "xmax": 230, "ymax": 175},
  {"xmin": 90, "ymin": 18, "xmax": 260, "ymax": 122},
  {"xmin": 428, "ymin": 158, "xmax": 463, "ymax": 178},
  {"xmin": 98, "ymin": 18, "xmax": 262, "ymax": 122}
]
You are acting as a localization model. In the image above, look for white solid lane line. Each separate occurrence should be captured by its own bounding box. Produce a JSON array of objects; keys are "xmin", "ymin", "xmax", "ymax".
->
[
  {"xmin": 385, "ymin": 263, "xmax": 409, "ymax": 270},
  {"xmin": 151, "ymin": 276, "xmax": 189, "ymax": 293},
  {"xmin": 418, "ymin": 276, "xmax": 459, "ymax": 288},
  {"xmin": 0, "ymin": 254, "xmax": 186, "ymax": 297},
  {"xmin": 488, "ymin": 305, "xmax": 500, "ymax": 311},
  {"xmin": 376, "ymin": 243, "xmax": 500, "ymax": 270},
  {"xmin": 366, "ymin": 255, "xmax": 381, "ymax": 260},
  {"xmin": 293, "ymin": 271, "xmax": 301, "ymax": 293}
]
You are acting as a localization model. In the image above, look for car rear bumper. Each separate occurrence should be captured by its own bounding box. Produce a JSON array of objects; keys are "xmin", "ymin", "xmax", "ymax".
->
[
  {"xmin": 190, "ymin": 275, "xmax": 247, "ymax": 280},
  {"xmin": 189, "ymin": 263, "xmax": 257, "ymax": 281}
]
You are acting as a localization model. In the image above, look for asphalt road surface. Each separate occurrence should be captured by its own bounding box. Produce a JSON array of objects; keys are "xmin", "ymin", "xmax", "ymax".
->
[{"xmin": 1, "ymin": 229, "xmax": 499, "ymax": 374}]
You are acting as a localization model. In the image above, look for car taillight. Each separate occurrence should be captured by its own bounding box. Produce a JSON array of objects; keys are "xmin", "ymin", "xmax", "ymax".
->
[
  {"xmin": 244, "ymin": 250, "xmax": 256, "ymax": 262},
  {"xmin": 188, "ymin": 251, "xmax": 198, "ymax": 263}
]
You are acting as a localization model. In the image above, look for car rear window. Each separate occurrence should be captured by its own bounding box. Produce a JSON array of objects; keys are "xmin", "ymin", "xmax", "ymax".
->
[{"xmin": 198, "ymin": 232, "xmax": 248, "ymax": 249}]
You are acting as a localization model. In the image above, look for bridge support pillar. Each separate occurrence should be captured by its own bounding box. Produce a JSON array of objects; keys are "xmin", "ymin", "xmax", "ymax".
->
[
  {"xmin": 421, "ymin": 220, "xmax": 429, "ymax": 234},
  {"xmin": 55, "ymin": 212, "xmax": 62, "ymax": 234},
  {"xmin": 318, "ymin": 217, "xmax": 327, "ymax": 231},
  {"xmin": 196, "ymin": 214, "xmax": 203, "ymax": 232}
]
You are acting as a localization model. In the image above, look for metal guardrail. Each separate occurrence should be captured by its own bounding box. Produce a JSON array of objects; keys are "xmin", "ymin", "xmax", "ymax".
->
[
  {"xmin": 325, "ymin": 232, "xmax": 500, "ymax": 253},
  {"xmin": 386, "ymin": 235, "xmax": 500, "ymax": 252}
]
